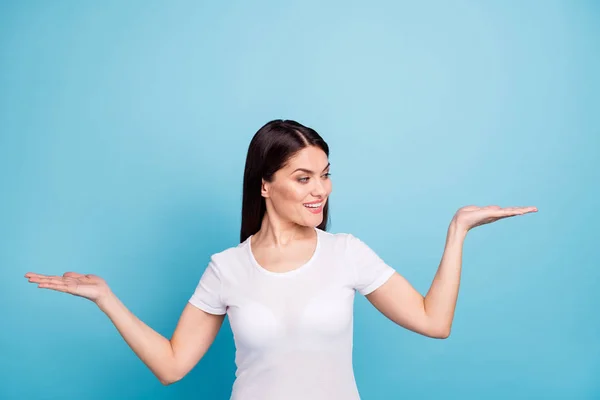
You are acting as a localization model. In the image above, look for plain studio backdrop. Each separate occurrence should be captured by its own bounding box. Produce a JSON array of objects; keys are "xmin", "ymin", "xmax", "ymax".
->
[{"xmin": 1, "ymin": 1, "xmax": 598, "ymax": 399}]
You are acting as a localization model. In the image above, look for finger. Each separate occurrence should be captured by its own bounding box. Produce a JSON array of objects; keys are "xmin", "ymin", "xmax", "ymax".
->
[
  {"xmin": 501, "ymin": 207, "xmax": 537, "ymax": 216},
  {"xmin": 482, "ymin": 209, "xmax": 516, "ymax": 220},
  {"xmin": 506, "ymin": 206, "xmax": 537, "ymax": 211},
  {"xmin": 509, "ymin": 206, "xmax": 537, "ymax": 214},
  {"xmin": 516, "ymin": 207, "xmax": 536, "ymax": 214},
  {"xmin": 505, "ymin": 206, "xmax": 525, "ymax": 211},
  {"xmin": 38, "ymin": 282, "xmax": 71, "ymax": 293},
  {"xmin": 505, "ymin": 209, "xmax": 525, "ymax": 216},
  {"xmin": 28, "ymin": 276, "xmax": 65, "ymax": 285},
  {"xmin": 489, "ymin": 208, "xmax": 514, "ymax": 216},
  {"xmin": 24, "ymin": 272, "xmax": 49, "ymax": 279}
]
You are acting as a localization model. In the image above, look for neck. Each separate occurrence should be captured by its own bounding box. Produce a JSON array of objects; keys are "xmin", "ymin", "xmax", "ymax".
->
[{"xmin": 253, "ymin": 211, "xmax": 314, "ymax": 248}]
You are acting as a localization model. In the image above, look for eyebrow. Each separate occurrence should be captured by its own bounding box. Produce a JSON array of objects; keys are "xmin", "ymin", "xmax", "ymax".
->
[{"xmin": 291, "ymin": 163, "xmax": 331, "ymax": 175}]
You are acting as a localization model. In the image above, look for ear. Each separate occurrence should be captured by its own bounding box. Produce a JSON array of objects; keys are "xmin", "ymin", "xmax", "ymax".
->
[{"xmin": 261, "ymin": 178, "xmax": 270, "ymax": 198}]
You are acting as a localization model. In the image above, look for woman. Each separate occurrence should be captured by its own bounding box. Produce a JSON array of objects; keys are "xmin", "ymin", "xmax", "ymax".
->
[{"xmin": 25, "ymin": 119, "xmax": 537, "ymax": 399}]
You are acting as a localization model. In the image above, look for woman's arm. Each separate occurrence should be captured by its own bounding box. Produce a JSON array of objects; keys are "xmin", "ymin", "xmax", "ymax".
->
[
  {"xmin": 366, "ymin": 221, "xmax": 465, "ymax": 338},
  {"xmin": 98, "ymin": 293, "xmax": 224, "ymax": 385},
  {"xmin": 366, "ymin": 205, "xmax": 537, "ymax": 338},
  {"xmin": 421, "ymin": 221, "xmax": 465, "ymax": 337},
  {"xmin": 25, "ymin": 272, "xmax": 224, "ymax": 385}
]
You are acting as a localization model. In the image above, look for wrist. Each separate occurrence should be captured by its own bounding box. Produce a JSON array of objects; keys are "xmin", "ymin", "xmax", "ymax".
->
[
  {"xmin": 96, "ymin": 290, "xmax": 118, "ymax": 313},
  {"xmin": 448, "ymin": 218, "xmax": 468, "ymax": 239}
]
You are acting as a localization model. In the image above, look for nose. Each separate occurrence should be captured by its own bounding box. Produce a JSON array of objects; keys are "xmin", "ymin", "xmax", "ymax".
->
[{"xmin": 311, "ymin": 177, "xmax": 328, "ymax": 198}]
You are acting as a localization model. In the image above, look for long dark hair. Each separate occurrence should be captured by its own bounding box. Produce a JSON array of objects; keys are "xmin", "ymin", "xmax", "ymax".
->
[{"xmin": 240, "ymin": 119, "xmax": 330, "ymax": 243}]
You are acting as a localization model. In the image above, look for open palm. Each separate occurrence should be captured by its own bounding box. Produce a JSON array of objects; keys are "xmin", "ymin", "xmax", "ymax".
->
[
  {"xmin": 453, "ymin": 205, "xmax": 538, "ymax": 231},
  {"xmin": 25, "ymin": 272, "xmax": 111, "ymax": 303}
]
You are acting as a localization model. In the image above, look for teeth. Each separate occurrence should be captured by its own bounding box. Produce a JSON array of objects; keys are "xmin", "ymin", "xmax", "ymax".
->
[{"xmin": 304, "ymin": 203, "xmax": 322, "ymax": 208}]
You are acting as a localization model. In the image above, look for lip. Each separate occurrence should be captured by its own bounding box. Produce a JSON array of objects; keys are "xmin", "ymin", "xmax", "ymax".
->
[
  {"xmin": 303, "ymin": 199, "xmax": 326, "ymax": 214},
  {"xmin": 303, "ymin": 199, "xmax": 325, "ymax": 205}
]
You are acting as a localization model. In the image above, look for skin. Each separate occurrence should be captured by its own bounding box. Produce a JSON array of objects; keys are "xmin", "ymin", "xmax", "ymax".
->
[
  {"xmin": 24, "ymin": 145, "xmax": 538, "ymax": 384},
  {"xmin": 251, "ymin": 145, "xmax": 332, "ymax": 273}
]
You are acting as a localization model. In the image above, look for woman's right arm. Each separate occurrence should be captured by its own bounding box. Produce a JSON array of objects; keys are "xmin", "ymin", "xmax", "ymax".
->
[
  {"xmin": 25, "ymin": 271, "xmax": 224, "ymax": 385},
  {"xmin": 98, "ymin": 293, "xmax": 224, "ymax": 385}
]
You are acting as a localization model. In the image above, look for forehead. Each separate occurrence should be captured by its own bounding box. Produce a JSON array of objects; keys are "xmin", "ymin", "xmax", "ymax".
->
[{"xmin": 283, "ymin": 146, "xmax": 329, "ymax": 170}]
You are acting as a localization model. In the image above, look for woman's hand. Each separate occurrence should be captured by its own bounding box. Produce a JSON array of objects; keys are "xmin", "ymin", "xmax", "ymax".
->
[
  {"xmin": 452, "ymin": 205, "xmax": 538, "ymax": 233},
  {"xmin": 25, "ymin": 272, "xmax": 112, "ymax": 306}
]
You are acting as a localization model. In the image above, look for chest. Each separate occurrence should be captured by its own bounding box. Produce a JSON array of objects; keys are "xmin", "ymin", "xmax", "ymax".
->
[
  {"xmin": 224, "ymin": 264, "xmax": 356, "ymax": 350},
  {"xmin": 252, "ymin": 240, "xmax": 316, "ymax": 273}
]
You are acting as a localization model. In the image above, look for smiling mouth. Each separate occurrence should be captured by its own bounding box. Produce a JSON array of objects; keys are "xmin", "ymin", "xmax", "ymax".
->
[
  {"xmin": 303, "ymin": 201, "xmax": 325, "ymax": 213},
  {"xmin": 303, "ymin": 202, "xmax": 323, "ymax": 208}
]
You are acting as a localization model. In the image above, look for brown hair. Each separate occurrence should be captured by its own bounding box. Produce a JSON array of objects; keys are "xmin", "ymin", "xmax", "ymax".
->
[{"xmin": 240, "ymin": 119, "xmax": 330, "ymax": 243}]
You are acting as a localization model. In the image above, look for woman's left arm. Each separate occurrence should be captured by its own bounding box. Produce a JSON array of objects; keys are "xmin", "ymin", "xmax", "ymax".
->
[{"xmin": 366, "ymin": 205, "xmax": 537, "ymax": 339}]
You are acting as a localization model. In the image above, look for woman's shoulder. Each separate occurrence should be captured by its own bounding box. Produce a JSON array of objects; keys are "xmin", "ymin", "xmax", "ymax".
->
[
  {"xmin": 318, "ymin": 228, "xmax": 358, "ymax": 242},
  {"xmin": 318, "ymin": 228, "xmax": 377, "ymax": 255},
  {"xmin": 209, "ymin": 239, "xmax": 249, "ymax": 265},
  {"xmin": 317, "ymin": 228, "xmax": 361, "ymax": 252}
]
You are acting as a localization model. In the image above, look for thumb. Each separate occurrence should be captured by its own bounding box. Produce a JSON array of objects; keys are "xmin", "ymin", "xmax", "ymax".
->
[{"xmin": 63, "ymin": 272, "xmax": 84, "ymax": 278}]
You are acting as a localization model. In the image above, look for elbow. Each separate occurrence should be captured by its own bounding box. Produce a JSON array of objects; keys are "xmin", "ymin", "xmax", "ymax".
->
[
  {"xmin": 429, "ymin": 324, "xmax": 451, "ymax": 339},
  {"xmin": 159, "ymin": 375, "xmax": 182, "ymax": 386},
  {"xmin": 435, "ymin": 328, "xmax": 451, "ymax": 339},
  {"xmin": 158, "ymin": 369, "xmax": 185, "ymax": 386},
  {"xmin": 159, "ymin": 351, "xmax": 186, "ymax": 385}
]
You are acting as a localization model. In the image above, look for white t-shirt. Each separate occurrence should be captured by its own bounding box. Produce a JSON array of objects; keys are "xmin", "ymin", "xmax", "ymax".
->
[{"xmin": 188, "ymin": 227, "xmax": 396, "ymax": 400}]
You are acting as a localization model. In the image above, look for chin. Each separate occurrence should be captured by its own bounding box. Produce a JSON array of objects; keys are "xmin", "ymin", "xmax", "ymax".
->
[
  {"xmin": 294, "ymin": 216, "xmax": 323, "ymax": 228},
  {"xmin": 306, "ymin": 216, "xmax": 324, "ymax": 228}
]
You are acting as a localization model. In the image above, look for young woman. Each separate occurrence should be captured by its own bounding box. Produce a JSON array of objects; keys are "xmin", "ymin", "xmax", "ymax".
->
[{"xmin": 25, "ymin": 119, "xmax": 537, "ymax": 399}]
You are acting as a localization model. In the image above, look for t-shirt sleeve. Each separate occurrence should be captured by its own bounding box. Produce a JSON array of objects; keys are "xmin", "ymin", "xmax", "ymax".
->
[
  {"xmin": 346, "ymin": 234, "xmax": 396, "ymax": 296},
  {"xmin": 188, "ymin": 257, "xmax": 227, "ymax": 315}
]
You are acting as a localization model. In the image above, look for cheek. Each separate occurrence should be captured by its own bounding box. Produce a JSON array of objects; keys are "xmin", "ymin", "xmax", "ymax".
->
[
  {"xmin": 285, "ymin": 181, "xmax": 332, "ymax": 202},
  {"xmin": 273, "ymin": 184, "xmax": 308, "ymax": 205},
  {"xmin": 290, "ymin": 186, "xmax": 311, "ymax": 203},
  {"xmin": 324, "ymin": 180, "xmax": 333, "ymax": 194}
]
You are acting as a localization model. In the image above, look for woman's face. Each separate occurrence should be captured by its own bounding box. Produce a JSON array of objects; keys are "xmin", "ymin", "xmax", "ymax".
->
[{"xmin": 262, "ymin": 146, "xmax": 332, "ymax": 228}]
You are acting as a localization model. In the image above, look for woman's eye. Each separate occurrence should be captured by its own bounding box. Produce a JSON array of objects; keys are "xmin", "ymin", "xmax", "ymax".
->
[{"xmin": 298, "ymin": 173, "xmax": 330, "ymax": 183}]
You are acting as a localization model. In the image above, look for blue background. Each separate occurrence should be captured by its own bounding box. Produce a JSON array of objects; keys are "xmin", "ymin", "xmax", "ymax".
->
[{"xmin": 1, "ymin": 1, "xmax": 598, "ymax": 399}]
